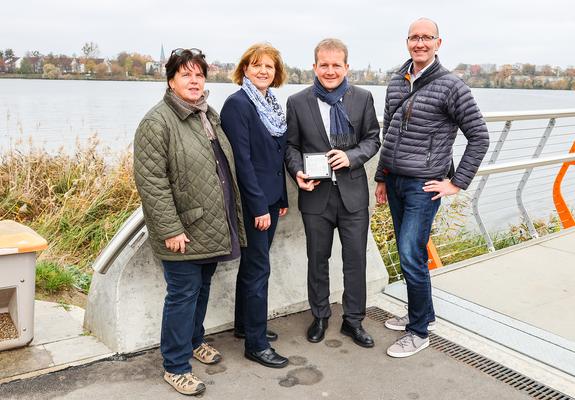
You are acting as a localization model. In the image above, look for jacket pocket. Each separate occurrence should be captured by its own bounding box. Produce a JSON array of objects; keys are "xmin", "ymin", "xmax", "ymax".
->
[
  {"xmin": 179, "ymin": 207, "xmax": 203, "ymax": 227},
  {"xmin": 350, "ymin": 167, "xmax": 367, "ymax": 179}
]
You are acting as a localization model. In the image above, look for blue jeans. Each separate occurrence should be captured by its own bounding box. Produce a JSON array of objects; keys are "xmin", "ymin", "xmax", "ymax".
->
[
  {"xmin": 234, "ymin": 204, "xmax": 280, "ymax": 353},
  {"xmin": 160, "ymin": 260, "xmax": 217, "ymax": 374},
  {"xmin": 385, "ymin": 173, "xmax": 441, "ymax": 339}
]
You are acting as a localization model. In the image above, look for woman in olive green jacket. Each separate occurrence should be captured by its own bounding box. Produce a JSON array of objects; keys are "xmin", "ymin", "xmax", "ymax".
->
[{"xmin": 133, "ymin": 48, "xmax": 246, "ymax": 397}]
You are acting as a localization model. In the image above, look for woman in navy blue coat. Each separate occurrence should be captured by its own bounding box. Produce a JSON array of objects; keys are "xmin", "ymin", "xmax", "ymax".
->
[{"xmin": 220, "ymin": 43, "xmax": 289, "ymax": 368}]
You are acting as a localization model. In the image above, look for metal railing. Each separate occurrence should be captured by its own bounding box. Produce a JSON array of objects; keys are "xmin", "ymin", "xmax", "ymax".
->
[
  {"xmin": 94, "ymin": 109, "xmax": 575, "ymax": 277},
  {"xmin": 375, "ymin": 109, "xmax": 575, "ymax": 280}
]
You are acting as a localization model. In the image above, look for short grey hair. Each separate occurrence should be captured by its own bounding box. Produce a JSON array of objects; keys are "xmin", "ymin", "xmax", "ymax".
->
[{"xmin": 314, "ymin": 38, "xmax": 348, "ymax": 64}]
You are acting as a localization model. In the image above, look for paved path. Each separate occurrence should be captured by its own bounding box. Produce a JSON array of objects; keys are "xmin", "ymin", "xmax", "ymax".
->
[
  {"xmin": 433, "ymin": 228, "xmax": 575, "ymax": 341},
  {"xmin": 0, "ymin": 306, "xmax": 533, "ymax": 400}
]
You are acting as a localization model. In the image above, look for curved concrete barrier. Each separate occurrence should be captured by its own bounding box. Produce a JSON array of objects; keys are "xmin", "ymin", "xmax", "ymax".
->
[{"xmin": 84, "ymin": 158, "xmax": 388, "ymax": 353}]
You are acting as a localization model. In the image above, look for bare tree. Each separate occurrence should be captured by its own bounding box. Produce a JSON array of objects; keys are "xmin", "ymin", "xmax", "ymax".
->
[{"xmin": 81, "ymin": 42, "xmax": 99, "ymax": 59}]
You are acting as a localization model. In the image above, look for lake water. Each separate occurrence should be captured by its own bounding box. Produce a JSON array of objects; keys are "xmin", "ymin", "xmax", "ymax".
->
[{"xmin": 1, "ymin": 78, "xmax": 574, "ymax": 153}]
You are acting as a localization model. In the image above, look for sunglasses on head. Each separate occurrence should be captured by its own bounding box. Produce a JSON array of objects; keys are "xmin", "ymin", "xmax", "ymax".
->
[{"xmin": 171, "ymin": 48, "xmax": 204, "ymax": 57}]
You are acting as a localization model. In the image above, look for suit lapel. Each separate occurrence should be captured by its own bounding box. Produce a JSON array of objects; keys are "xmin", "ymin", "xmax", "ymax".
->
[
  {"xmin": 306, "ymin": 90, "xmax": 332, "ymax": 148},
  {"xmin": 342, "ymin": 86, "xmax": 355, "ymax": 121}
]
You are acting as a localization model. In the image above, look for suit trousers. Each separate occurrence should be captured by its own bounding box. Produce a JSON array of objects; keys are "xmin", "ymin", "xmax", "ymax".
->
[
  {"xmin": 234, "ymin": 203, "xmax": 280, "ymax": 353},
  {"xmin": 302, "ymin": 184, "xmax": 369, "ymax": 327}
]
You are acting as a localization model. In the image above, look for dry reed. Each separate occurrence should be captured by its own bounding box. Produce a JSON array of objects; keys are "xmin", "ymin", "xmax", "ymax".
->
[{"xmin": 0, "ymin": 136, "xmax": 140, "ymax": 272}]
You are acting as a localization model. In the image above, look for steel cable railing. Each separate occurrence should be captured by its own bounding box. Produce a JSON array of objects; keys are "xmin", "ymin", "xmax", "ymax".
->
[{"xmin": 372, "ymin": 109, "xmax": 575, "ymax": 281}]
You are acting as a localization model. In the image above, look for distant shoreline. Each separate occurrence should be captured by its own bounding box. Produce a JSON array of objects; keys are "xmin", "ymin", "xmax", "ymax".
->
[{"xmin": 1, "ymin": 74, "xmax": 573, "ymax": 90}]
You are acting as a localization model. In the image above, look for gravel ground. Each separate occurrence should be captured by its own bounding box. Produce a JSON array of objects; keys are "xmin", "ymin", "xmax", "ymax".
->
[{"xmin": 0, "ymin": 313, "xmax": 18, "ymax": 341}]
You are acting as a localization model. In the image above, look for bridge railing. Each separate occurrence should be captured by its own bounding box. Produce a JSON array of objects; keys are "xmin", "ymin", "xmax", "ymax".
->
[{"xmin": 375, "ymin": 109, "xmax": 575, "ymax": 281}]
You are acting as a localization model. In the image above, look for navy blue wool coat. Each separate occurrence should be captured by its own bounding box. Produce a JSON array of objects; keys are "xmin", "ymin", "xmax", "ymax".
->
[{"xmin": 220, "ymin": 89, "xmax": 288, "ymax": 217}]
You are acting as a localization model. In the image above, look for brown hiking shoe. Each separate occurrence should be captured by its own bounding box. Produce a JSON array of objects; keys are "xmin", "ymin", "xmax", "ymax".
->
[
  {"xmin": 163, "ymin": 371, "xmax": 206, "ymax": 396},
  {"xmin": 192, "ymin": 342, "xmax": 222, "ymax": 364}
]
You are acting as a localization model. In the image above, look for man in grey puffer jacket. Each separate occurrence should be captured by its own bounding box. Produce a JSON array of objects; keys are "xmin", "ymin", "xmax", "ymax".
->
[{"xmin": 374, "ymin": 18, "xmax": 489, "ymax": 358}]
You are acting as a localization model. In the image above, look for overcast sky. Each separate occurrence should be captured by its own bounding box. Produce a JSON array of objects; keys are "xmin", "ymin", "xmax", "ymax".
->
[{"xmin": 3, "ymin": 0, "xmax": 574, "ymax": 71}]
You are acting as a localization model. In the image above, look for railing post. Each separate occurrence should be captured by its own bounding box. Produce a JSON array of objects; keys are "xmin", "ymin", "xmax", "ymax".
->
[
  {"xmin": 516, "ymin": 118, "xmax": 556, "ymax": 239},
  {"xmin": 472, "ymin": 120, "xmax": 512, "ymax": 252}
]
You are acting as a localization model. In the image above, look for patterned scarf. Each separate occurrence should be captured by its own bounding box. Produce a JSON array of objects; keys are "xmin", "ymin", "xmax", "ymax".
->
[
  {"xmin": 313, "ymin": 76, "xmax": 355, "ymax": 149},
  {"xmin": 241, "ymin": 76, "xmax": 287, "ymax": 137},
  {"xmin": 166, "ymin": 88, "xmax": 216, "ymax": 140}
]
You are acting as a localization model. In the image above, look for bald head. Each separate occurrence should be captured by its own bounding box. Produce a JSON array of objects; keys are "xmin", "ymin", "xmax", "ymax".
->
[{"xmin": 408, "ymin": 17, "xmax": 439, "ymax": 37}]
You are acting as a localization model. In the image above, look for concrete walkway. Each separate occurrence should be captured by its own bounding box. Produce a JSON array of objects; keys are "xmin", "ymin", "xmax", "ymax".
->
[
  {"xmin": 2, "ymin": 229, "xmax": 575, "ymax": 398},
  {"xmin": 0, "ymin": 305, "xmax": 537, "ymax": 400},
  {"xmin": 0, "ymin": 301, "xmax": 112, "ymax": 383}
]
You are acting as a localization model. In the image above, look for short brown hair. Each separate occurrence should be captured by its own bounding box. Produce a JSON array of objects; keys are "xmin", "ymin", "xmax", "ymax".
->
[
  {"xmin": 165, "ymin": 49, "xmax": 208, "ymax": 88},
  {"xmin": 314, "ymin": 38, "xmax": 348, "ymax": 64},
  {"xmin": 231, "ymin": 43, "xmax": 287, "ymax": 87}
]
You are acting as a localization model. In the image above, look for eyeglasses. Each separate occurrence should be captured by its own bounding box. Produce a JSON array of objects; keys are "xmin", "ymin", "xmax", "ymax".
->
[
  {"xmin": 407, "ymin": 35, "xmax": 438, "ymax": 43},
  {"xmin": 171, "ymin": 48, "xmax": 204, "ymax": 57}
]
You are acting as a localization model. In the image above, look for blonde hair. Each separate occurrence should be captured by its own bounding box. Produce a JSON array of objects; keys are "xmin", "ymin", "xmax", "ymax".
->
[
  {"xmin": 314, "ymin": 38, "xmax": 348, "ymax": 64},
  {"xmin": 232, "ymin": 43, "xmax": 287, "ymax": 87}
]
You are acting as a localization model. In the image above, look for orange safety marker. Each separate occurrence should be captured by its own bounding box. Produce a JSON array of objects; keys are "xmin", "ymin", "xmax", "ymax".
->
[
  {"xmin": 427, "ymin": 239, "xmax": 443, "ymax": 270},
  {"xmin": 553, "ymin": 140, "xmax": 575, "ymax": 229}
]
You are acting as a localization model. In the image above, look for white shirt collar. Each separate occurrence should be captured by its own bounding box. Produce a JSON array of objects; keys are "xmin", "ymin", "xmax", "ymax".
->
[{"xmin": 408, "ymin": 57, "xmax": 436, "ymax": 90}]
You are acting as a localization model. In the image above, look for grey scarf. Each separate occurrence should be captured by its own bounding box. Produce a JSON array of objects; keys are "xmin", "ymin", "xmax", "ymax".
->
[{"xmin": 165, "ymin": 88, "xmax": 216, "ymax": 140}]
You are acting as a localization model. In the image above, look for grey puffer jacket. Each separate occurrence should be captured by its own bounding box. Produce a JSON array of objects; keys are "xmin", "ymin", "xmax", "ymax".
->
[{"xmin": 375, "ymin": 58, "xmax": 489, "ymax": 190}]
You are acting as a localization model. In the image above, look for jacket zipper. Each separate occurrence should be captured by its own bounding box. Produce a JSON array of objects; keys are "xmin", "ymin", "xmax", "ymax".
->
[
  {"xmin": 392, "ymin": 92, "xmax": 417, "ymax": 170},
  {"xmin": 426, "ymin": 135, "xmax": 433, "ymax": 168}
]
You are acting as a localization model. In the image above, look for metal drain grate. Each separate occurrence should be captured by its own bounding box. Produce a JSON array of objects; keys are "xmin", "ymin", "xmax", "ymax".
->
[{"xmin": 366, "ymin": 307, "xmax": 573, "ymax": 400}]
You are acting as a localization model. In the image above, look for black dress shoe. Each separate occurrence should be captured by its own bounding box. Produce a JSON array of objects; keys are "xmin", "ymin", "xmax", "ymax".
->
[
  {"xmin": 340, "ymin": 321, "xmax": 374, "ymax": 348},
  {"xmin": 307, "ymin": 318, "xmax": 328, "ymax": 343},
  {"xmin": 245, "ymin": 347, "xmax": 288, "ymax": 368},
  {"xmin": 233, "ymin": 329, "xmax": 278, "ymax": 342}
]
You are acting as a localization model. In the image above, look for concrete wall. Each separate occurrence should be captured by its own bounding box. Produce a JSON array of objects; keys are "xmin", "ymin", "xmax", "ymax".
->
[{"xmin": 84, "ymin": 158, "xmax": 388, "ymax": 353}]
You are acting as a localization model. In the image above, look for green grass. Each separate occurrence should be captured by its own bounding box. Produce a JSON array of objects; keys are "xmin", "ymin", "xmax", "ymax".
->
[
  {"xmin": 35, "ymin": 261, "xmax": 92, "ymax": 295},
  {"xmin": 35, "ymin": 261, "xmax": 75, "ymax": 294}
]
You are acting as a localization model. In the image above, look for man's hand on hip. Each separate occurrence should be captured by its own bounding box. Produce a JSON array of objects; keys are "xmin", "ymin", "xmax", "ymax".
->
[
  {"xmin": 423, "ymin": 179, "xmax": 460, "ymax": 200},
  {"xmin": 296, "ymin": 171, "xmax": 320, "ymax": 192},
  {"xmin": 326, "ymin": 149, "xmax": 350, "ymax": 170}
]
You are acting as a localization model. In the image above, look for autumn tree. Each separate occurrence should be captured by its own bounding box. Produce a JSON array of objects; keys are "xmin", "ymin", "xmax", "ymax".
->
[
  {"xmin": 94, "ymin": 63, "xmax": 109, "ymax": 78},
  {"xmin": 115, "ymin": 51, "xmax": 152, "ymax": 77},
  {"xmin": 84, "ymin": 59, "xmax": 97, "ymax": 74},
  {"xmin": 110, "ymin": 63, "xmax": 125, "ymax": 78},
  {"xmin": 18, "ymin": 58, "xmax": 33, "ymax": 74},
  {"xmin": 42, "ymin": 63, "xmax": 61, "ymax": 79},
  {"xmin": 521, "ymin": 63, "xmax": 536, "ymax": 75}
]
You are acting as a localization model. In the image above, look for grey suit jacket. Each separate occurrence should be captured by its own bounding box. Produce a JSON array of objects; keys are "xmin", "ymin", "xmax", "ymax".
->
[{"xmin": 285, "ymin": 85, "xmax": 381, "ymax": 214}]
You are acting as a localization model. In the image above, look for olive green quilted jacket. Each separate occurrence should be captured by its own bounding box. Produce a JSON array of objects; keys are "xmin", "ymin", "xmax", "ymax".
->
[{"xmin": 133, "ymin": 95, "xmax": 246, "ymax": 261}]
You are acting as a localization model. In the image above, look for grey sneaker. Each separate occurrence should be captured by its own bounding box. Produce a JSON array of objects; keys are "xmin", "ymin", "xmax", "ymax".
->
[
  {"xmin": 164, "ymin": 371, "xmax": 206, "ymax": 396},
  {"xmin": 384, "ymin": 314, "xmax": 436, "ymax": 331},
  {"xmin": 387, "ymin": 332, "xmax": 430, "ymax": 358}
]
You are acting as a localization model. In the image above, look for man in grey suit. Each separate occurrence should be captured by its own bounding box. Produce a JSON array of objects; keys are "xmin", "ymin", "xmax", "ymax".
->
[{"xmin": 285, "ymin": 38, "xmax": 381, "ymax": 348}]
